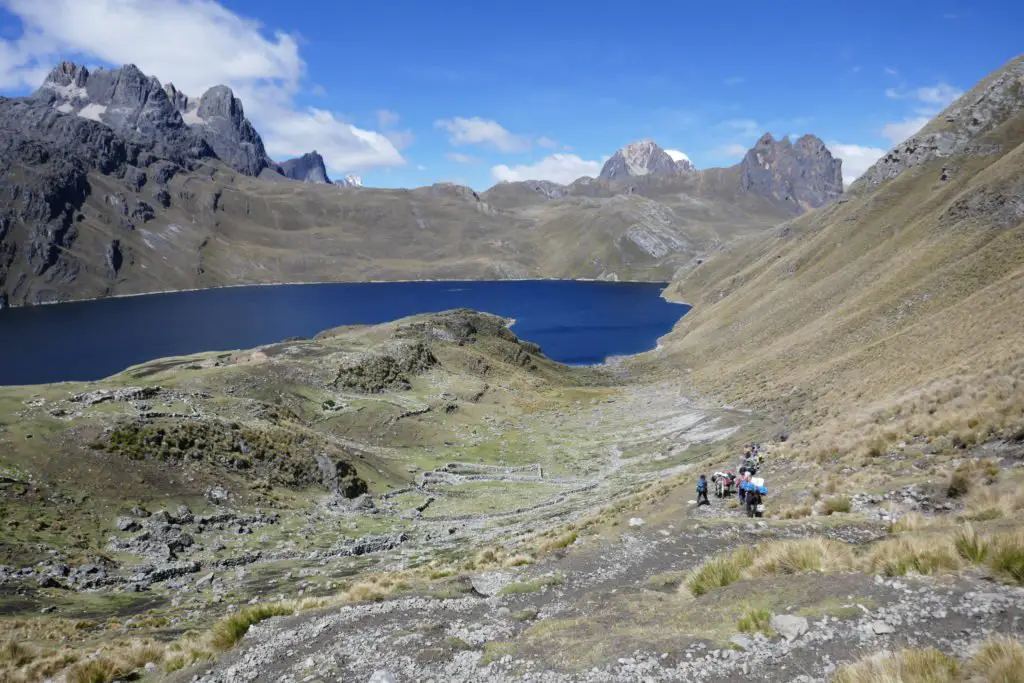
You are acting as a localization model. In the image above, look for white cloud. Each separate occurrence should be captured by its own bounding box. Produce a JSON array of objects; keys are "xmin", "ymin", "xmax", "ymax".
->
[
  {"xmin": 536, "ymin": 136, "xmax": 558, "ymax": 149},
  {"xmin": 915, "ymin": 83, "xmax": 962, "ymax": 106},
  {"xmin": 885, "ymin": 82, "xmax": 963, "ymax": 107},
  {"xmin": 884, "ymin": 66, "xmax": 899, "ymax": 76},
  {"xmin": 376, "ymin": 109, "xmax": 400, "ymax": 127},
  {"xmin": 827, "ymin": 142, "xmax": 887, "ymax": 186},
  {"xmin": 881, "ymin": 115, "xmax": 930, "ymax": 144},
  {"xmin": 721, "ymin": 118, "xmax": 760, "ymax": 139},
  {"xmin": 0, "ymin": 0, "xmax": 405, "ymax": 172},
  {"xmin": 435, "ymin": 116, "xmax": 531, "ymax": 152},
  {"xmin": 711, "ymin": 142, "xmax": 749, "ymax": 159},
  {"xmin": 382, "ymin": 128, "xmax": 414, "ymax": 150},
  {"xmin": 491, "ymin": 153, "xmax": 602, "ymax": 185},
  {"xmin": 446, "ymin": 152, "xmax": 478, "ymax": 164},
  {"xmin": 880, "ymin": 81, "xmax": 962, "ymax": 148},
  {"xmin": 665, "ymin": 149, "xmax": 690, "ymax": 163}
]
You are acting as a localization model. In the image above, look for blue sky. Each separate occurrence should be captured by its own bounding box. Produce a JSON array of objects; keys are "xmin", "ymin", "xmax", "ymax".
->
[{"xmin": 0, "ymin": 0, "xmax": 1021, "ymax": 189}]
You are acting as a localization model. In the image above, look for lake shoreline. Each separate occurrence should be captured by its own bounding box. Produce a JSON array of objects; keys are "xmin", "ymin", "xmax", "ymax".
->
[
  {"xmin": 0, "ymin": 281, "xmax": 690, "ymax": 386},
  {"xmin": 5, "ymin": 276, "xmax": 690, "ymax": 310}
]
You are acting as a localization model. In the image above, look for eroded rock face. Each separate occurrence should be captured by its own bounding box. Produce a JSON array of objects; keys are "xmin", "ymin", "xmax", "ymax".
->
[
  {"xmin": 280, "ymin": 151, "xmax": 331, "ymax": 184},
  {"xmin": 854, "ymin": 56, "xmax": 1024, "ymax": 190},
  {"xmin": 189, "ymin": 85, "xmax": 276, "ymax": 176},
  {"xmin": 739, "ymin": 133, "xmax": 844, "ymax": 211}
]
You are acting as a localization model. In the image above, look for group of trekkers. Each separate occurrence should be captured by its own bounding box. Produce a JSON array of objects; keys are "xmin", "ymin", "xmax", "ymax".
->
[{"xmin": 695, "ymin": 444, "xmax": 768, "ymax": 518}]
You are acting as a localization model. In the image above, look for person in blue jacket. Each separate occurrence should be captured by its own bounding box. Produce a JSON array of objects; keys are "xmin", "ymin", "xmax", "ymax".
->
[
  {"xmin": 696, "ymin": 474, "xmax": 710, "ymax": 506},
  {"xmin": 743, "ymin": 480, "xmax": 766, "ymax": 518}
]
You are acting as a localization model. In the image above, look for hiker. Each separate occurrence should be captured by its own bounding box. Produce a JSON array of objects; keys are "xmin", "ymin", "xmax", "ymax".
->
[
  {"xmin": 696, "ymin": 474, "xmax": 710, "ymax": 506},
  {"xmin": 744, "ymin": 478, "xmax": 767, "ymax": 518},
  {"xmin": 738, "ymin": 471, "xmax": 752, "ymax": 504},
  {"xmin": 739, "ymin": 454, "xmax": 758, "ymax": 477}
]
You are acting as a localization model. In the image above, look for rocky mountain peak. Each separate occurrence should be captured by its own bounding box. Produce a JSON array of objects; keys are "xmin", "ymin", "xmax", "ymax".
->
[
  {"xmin": 280, "ymin": 151, "xmax": 331, "ymax": 185},
  {"xmin": 854, "ymin": 54, "xmax": 1024, "ymax": 190},
  {"xmin": 599, "ymin": 139, "xmax": 694, "ymax": 181},
  {"xmin": 33, "ymin": 61, "xmax": 211, "ymax": 165},
  {"xmin": 43, "ymin": 61, "xmax": 89, "ymax": 91},
  {"xmin": 163, "ymin": 83, "xmax": 189, "ymax": 112},
  {"xmin": 163, "ymin": 82, "xmax": 275, "ymax": 177},
  {"xmin": 196, "ymin": 85, "xmax": 243, "ymax": 123},
  {"xmin": 739, "ymin": 132, "xmax": 843, "ymax": 211},
  {"xmin": 33, "ymin": 60, "xmax": 275, "ymax": 177},
  {"xmin": 337, "ymin": 174, "xmax": 363, "ymax": 188}
]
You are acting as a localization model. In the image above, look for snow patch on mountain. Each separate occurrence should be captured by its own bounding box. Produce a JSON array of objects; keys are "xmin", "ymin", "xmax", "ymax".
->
[{"xmin": 77, "ymin": 103, "xmax": 107, "ymax": 122}]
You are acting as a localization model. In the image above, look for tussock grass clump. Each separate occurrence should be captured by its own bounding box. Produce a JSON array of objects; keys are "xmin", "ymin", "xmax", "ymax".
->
[
  {"xmin": 748, "ymin": 538, "xmax": 856, "ymax": 577},
  {"xmin": 502, "ymin": 553, "xmax": 536, "ymax": 567},
  {"xmin": 965, "ymin": 636, "xmax": 1024, "ymax": 681},
  {"xmin": 864, "ymin": 536, "xmax": 963, "ymax": 577},
  {"xmin": 832, "ymin": 637, "xmax": 1024, "ymax": 683},
  {"xmin": 962, "ymin": 484, "xmax": 1024, "ymax": 522},
  {"xmin": 210, "ymin": 604, "xmax": 294, "ymax": 651},
  {"xmin": 953, "ymin": 525, "xmax": 990, "ymax": 564},
  {"xmin": 779, "ymin": 504, "xmax": 812, "ymax": 520},
  {"xmin": 832, "ymin": 647, "xmax": 959, "ymax": 683},
  {"xmin": 989, "ymin": 532, "xmax": 1024, "ymax": 585},
  {"xmin": 736, "ymin": 608, "xmax": 773, "ymax": 635},
  {"xmin": 469, "ymin": 545, "xmax": 541, "ymax": 570},
  {"xmin": 948, "ymin": 469, "xmax": 972, "ymax": 499},
  {"xmin": 538, "ymin": 530, "xmax": 578, "ymax": 553},
  {"xmin": 0, "ymin": 640, "xmax": 35, "ymax": 668},
  {"xmin": 64, "ymin": 641, "xmax": 166, "ymax": 683},
  {"xmin": 685, "ymin": 547, "xmax": 754, "ymax": 596},
  {"xmin": 685, "ymin": 539, "xmax": 856, "ymax": 596},
  {"xmin": 889, "ymin": 512, "xmax": 929, "ymax": 534},
  {"xmin": 822, "ymin": 496, "xmax": 852, "ymax": 515},
  {"xmin": 343, "ymin": 582, "xmax": 389, "ymax": 604}
]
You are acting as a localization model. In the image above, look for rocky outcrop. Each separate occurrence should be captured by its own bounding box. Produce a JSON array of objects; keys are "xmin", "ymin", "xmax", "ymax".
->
[
  {"xmin": 599, "ymin": 140, "xmax": 695, "ymax": 181},
  {"xmin": 34, "ymin": 61, "xmax": 213, "ymax": 165},
  {"xmin": 165, "ymin": 82, "xmax": 277, "ymax": 176},
  {"xmin": 32, "ymin": 61, "xmax": 281, "ymax": 178},
  {"xmin": 523, "ymin": 180, "xmax": 567, "ymax": 199},
  {"xmin": 854, "ymin": 55, "xmax": 1024, "ymax": 190},
  {"xmin": 280, "ymin": 151, "xmax": 331, "ymax": 184},
  {"xmin": 739, "ymin": 133, "xmax": 843, "ymax": 211},
  {"xmin": 0, "ymin": 92, "xmax": 139, "ymax": 291}
]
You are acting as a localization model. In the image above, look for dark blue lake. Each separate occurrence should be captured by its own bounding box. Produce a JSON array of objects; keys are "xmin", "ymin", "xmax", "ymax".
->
[{"xmin": 0, "ymin": 280, "xmax": 689, "ymax": 386}]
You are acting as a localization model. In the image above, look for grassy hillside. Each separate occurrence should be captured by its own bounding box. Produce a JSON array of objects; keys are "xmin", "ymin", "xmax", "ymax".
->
[
  {"xmin": 1, "ymin": 161, "xmax": 791, "ymax": 307},
  {"xmin": 658, "ymin": 54, "xmax": 1024, "ymax": 461}
]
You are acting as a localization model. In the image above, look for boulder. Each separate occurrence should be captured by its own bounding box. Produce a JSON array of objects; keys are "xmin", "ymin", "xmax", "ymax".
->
[
  {"xmin": 871, "ymin": 620, "xmax": 896, "ymax": 635},
  {"xmin": 770, "ymin": 614, "xmax": 808, "ymax": 641}
]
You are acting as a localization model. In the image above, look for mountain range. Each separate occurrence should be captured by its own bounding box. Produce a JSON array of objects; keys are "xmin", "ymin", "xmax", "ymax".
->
[{"xmin": 0, "ymin": 60, "xmax": 844, "ymax": 307}]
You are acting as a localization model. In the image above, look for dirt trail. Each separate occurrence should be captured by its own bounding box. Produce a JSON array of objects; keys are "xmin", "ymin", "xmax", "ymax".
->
[
  {"xmin": 180, "ymin": 510, "xmax": 1024, "ymax": 683},
  {"xmin": 169, "ymin": 381, "xmax": 1024, "ymax": 682}
]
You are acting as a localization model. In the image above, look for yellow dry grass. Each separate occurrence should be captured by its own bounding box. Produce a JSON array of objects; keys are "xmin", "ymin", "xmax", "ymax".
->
[
  {"xmin": 683, "ymin": 527, "xmax": 1024, "ymax": 599},
  {"xmin": 832, "ymin": 636, "xmax": 1024, "ymax": 683},
  {"xmin": 656, "ymin": 56, "xmax": 1024, "ymax": 492}
]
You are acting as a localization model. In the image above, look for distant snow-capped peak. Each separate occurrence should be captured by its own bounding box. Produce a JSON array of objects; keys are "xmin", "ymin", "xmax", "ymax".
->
[
  {"xmin": 336, "ymin": 174, "xmax": 363, "ymax": 188},
  {"xmin": 598, "ymin": 139, "xmax": 695, "ymax": 180}
]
